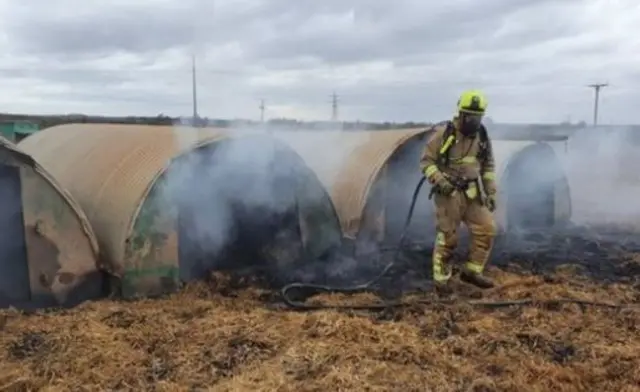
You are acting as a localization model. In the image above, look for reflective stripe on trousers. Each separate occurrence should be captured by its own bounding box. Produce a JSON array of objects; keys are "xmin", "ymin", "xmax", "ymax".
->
[
  {"xmin": 433, "ymin": 232, "xmax": 453, "ymax": 282},
  {"xmin": 431, "ymin": 191, "xmax": 497, "ymax": 282}
]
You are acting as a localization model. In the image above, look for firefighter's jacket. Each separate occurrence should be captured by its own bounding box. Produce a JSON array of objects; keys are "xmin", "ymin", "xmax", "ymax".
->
[{"xmin": 419, "ymin": 120, "xmax": 497, "ymax": 196}]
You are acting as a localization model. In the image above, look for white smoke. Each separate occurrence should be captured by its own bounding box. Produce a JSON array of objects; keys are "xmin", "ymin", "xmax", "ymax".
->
[
  {"xmin": 562, "ymin": 126, "xmax": 640, "ymax": 229},
  {"xmin": 493, "ymin": 139, "xmax": 569, "ymax": 232},
  {"xmin": 485, "ymin": 124, "xmax": 640, "ymax": 232},
  {"xmin": 268, "ymin": 129, "xmax": 373, "ymax": 188},
  {"xmin": 157, "ymin": 119, "xmax": 362, "ymax": 282}
]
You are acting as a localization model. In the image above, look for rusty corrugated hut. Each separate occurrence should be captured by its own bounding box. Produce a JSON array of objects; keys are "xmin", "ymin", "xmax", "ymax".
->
[
  {"xmin": 271, "ymin": 129, "xmax": 432, "ymax": 252},
  {"xmin": 271, "ymin": 129, "xmax": 573, "ymax": 252},
  {"xmin": 491, "ymin": 139, "xmax": 572, "ymax": 232},
  {"xmin": 18, "ymin": 124, "xmax": 343, "ymax": 298},
  {"xmin": 0, "ymin": 136, "xmax": 100, "ymax": 310}
]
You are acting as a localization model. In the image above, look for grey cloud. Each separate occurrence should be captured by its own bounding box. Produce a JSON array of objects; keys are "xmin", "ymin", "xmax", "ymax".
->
[
  {"xmin": 6, "ymin": 14, "xmax": 184, "ymax": 56},
  {"xmin": 5, "ymin": 0, "xmax": 580, "ymax": 66},
  {"xmin": 4, "ymin": 0, "xmax": 252, "ymax": 58},
  {"xmin": 0, "ymin": 67, "xmax": 134, "ymax": 85},
  {"xmin": 244, "ymin": 0, "xmax": 580, "ymax": 65},
  {"xmin": 0, "ymin": 0, "xmax": 636, "ymax": 123}
]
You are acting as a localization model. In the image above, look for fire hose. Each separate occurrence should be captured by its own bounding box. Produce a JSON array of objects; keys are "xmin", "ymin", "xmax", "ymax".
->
[{"xmin": 279, "ymin": 176, "xmax": 638, "ymax": 312}]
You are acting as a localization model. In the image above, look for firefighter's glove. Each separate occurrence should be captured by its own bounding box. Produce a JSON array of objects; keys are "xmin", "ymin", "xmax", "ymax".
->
[
  {"xmin": 437, "ymin": 179, "xmax": 456, "ymax": 196},
  {"xmin": 486, "ymin": 194, "xmax": 497, "ymax": 212}
]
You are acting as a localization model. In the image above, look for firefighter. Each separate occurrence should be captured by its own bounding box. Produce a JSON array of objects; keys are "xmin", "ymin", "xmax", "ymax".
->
[{"xmin": 420, "ymin": 89, "xmax": 498, "ymax": 290}]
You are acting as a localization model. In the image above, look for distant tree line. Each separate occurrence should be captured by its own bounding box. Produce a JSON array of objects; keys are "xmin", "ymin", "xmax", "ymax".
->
[
  {"xmin": 0, "ymin": 112, "xmax": 436, "ymax": 130},
  {"xmin": 0, "ymin": 112, "xmax": 603, "ymax": 134}
]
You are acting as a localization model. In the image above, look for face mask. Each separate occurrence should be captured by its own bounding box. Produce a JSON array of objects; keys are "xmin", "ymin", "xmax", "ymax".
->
[{"xmin": 459, "ymin": 114, "xmax": 483, "ymax": 136}]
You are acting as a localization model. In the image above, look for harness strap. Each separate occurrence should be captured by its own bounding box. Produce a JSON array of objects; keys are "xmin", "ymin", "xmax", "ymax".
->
[
  {"xmin": 428, "ymin": 121, "xmax": 491, "ymax": 201},
  {"xmin": 436, "ymin": 121, "xmax": 490, "ymax": 167}
]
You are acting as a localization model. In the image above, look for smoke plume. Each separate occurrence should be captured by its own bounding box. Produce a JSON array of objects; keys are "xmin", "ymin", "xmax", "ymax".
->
[
  {"xmin": 158, "ymin": 120, "xmax": 375, "ymax": 286},
  {"xmin": 562, "ymin": 126, "xmax": 640, "ymax": 229}
]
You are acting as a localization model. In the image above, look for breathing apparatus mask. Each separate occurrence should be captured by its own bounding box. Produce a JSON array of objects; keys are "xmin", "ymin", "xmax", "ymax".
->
[{"xmin": 459, "ymin": 112, "xmax": 483, "ymax": 137}]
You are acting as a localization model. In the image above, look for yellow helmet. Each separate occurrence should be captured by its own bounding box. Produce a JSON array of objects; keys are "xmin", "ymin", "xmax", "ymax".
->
[{"xmin": 457, "ymin": 89, "xmax": 487, "ymax": 115}]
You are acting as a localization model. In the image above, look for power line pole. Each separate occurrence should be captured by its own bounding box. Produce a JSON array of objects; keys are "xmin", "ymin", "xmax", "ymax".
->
[
  {"xmin": 259, "ymin": 99, "xmax": 265, "ymax": 122},
  {"xmin": 331, "ymin": 91, "xmax": 338, "ymax": 122},
  {"xmin": 191, "ymin": 53, "xmax": 199, "ymax": 126},
  {"xmin": 587, "ymin": 82, "xmax": 607, "ymax": 126}
]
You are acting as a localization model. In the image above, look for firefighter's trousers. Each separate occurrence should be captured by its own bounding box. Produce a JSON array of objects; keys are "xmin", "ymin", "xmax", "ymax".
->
[{"xmin": 431, "ymin": 189, "xmax": 497, "ymax": 283}]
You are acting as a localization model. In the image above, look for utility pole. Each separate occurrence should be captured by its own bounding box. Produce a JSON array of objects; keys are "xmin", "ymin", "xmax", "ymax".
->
[
  {"xmin": 191, "ymin": 53, "xmax": 199, "ymax": 126},
  {"xmin": 331, "ymin": 91, "xmax": 338, "ymax": 122},
  {"xmin": 259, "ymin": 99, "xmax": 265, "ymax": 122},
  {"xmin": 587, "ymin": 82, "xmax": 607, "ymax": 126}
]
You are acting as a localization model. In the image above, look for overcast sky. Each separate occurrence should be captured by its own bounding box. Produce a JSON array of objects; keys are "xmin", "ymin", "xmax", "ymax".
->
[{"xmin": 0, "ymin": 0, "xmax": 637, "ymax": 123}]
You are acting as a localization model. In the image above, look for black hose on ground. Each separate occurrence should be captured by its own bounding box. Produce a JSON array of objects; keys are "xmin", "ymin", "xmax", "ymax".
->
[
  {"xmin": 280, "ymin": 176, "xmax": 425, "ymax": 308},
  {"xmin": 279, "ymin": 176, "xmax": 639, "ymax": 312},
  {"xmin": 280, "ymin": 296, "xmax": 637, "ymax": 311}
]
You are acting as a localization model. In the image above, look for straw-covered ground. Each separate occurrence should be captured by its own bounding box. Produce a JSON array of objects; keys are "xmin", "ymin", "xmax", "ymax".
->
[{"xmin": 1, "ymin": 262, "xmax": 638, "ymax": 392}]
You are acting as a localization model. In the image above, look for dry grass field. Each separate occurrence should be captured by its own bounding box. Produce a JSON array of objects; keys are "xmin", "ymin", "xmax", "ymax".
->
[{"xmin": 1, "ymin": 260, "xmax": 638, "ymax": 392}]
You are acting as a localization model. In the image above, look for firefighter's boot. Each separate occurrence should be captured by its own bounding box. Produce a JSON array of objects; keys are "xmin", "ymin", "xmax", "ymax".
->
[
  {"xmin": 433, "ymin": 273, "xmax": 453, "ymax": 296},
  {"xmin": 460, "ymin": 262, "xmax": 494, "ymax": 289}
]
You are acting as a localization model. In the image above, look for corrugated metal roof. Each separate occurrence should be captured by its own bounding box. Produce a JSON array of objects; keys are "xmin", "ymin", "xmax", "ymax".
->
[
  {"xmin": 2, "ymin": 135, "xmax": 99, "ymax": 256},
  {"xmin": 493, "ymin": 140, "xmax": 569, "ymax": 180},
  {"xmin": 493, "ymin": 140, "xmax": 571, "ymax": 230},
  {"xmin": 18, "ymin": 124, "xmax": 343, "ymax": 274},
  {"xmin": 1, "ymin": 134, "xmax": 36, "ymax": 166},
  {"xmin": 271, "ymin": 129, "xmax": 428, "ymax": 237},
  {"xmin": 492, "ymin": 140, "xmax": 537, "ymax": 179},
  {"xmin": 18, "ymin": 124, "xmax": 234, "ymax": 268},
  {"xmin": 270, "ymin": 129, "xmax": 572, "ymax": 238}
]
